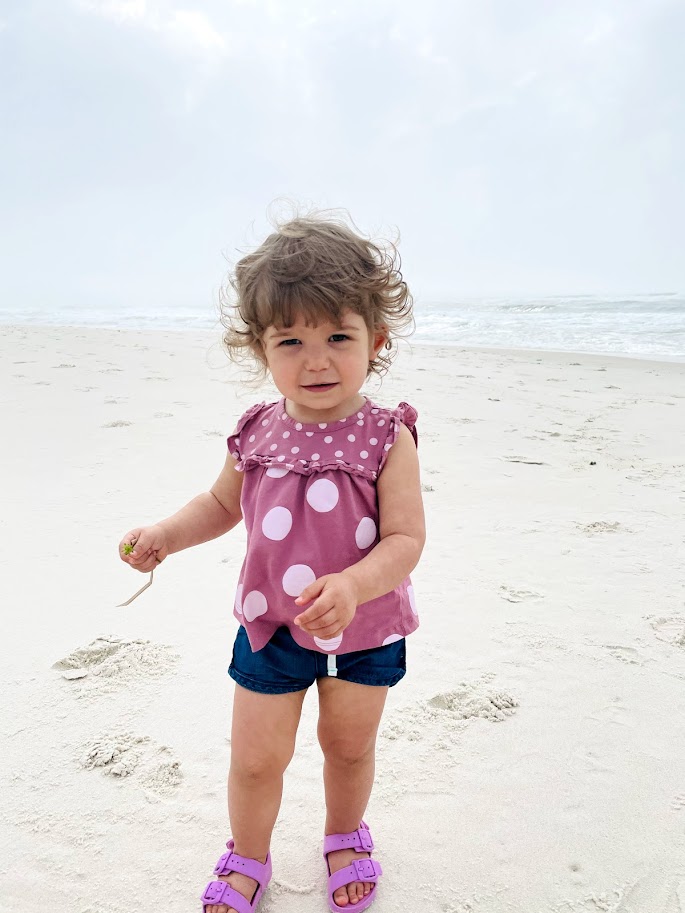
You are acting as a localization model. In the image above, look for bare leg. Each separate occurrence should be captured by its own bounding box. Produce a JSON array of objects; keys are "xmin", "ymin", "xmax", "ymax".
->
[
  {"xmin": 317, "ymin": 678, "xmax": 388, "ymax": 908},
  {"xmin": 205, "ymin": 683, "xmax": 306, "ymax": 913}
]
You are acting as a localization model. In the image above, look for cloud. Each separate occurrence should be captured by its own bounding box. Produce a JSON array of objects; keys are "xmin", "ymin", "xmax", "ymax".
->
[{"xmin": 75, "ymin": 0, "xmax": 226, "ymax": 56}]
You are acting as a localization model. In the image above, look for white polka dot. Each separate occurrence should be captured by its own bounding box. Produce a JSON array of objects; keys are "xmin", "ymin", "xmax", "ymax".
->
[
  {"xmin": 281, "ymin": 414, "xmax": 287, "ymax": 420},
  {"xmin": 242, "ymin": 590, "xmax": 268, "ymax": 621},
  {"xmin": 360, "ymin": 450, "xmax": 369, "ymax": 459},
  {"xmin": 335, "ymin": 450, "xmax": 343, "ymax": 458},
  {"xmin": 261, "ymin": 419, "xmax": 269, "ymax": 426},
  {"xmin": 232, "ymin": 451, "xmax": 239, "ymax": 459},
  {"xmin": 378, "ymin": 419, "xmax": 386, "ymax": 427},
  {"xmin": 270, "ymin": 443, "xmax": 278, "ymax": 451},
  {"xmin": 249, "ymin": 434, "xmax": 256, "ymax": 443},
  {"xmin": 235, "ymin": 438, "xmax": 240, "ymax": 446},
  {"xmin": 407, "ymin": 585, "xmax": 418, "ymax": 615},
  {"xmin": 324, "ymin": 435, "xmax": 333, "ymax": 443},
  {"xmin": 319, "ymin": 423, "xmax": 327, "ymax": 429},
  {"xmin": 357, "ymin": 420, "xmax": 364, "ymax": 426},
  {"xmin": 277, "ymin": 455, "xmax": 285, "ymax": 461},
  {"xmin": 282, "ymin": 564, "xmax": 316, "ymax": 597},
  {"xmin": 291, "ymin": 446, "xmax": 300, "ymax": 454},
  {"xmin": 355, "ymin": 517, "xmax": 377, "ymax": 549},
  {"xmin": 314, "ymin": 633, "xmax": 343, "ymax": 651},
  {"xmin": 357, "ymin": 411, "xmax": 364, "ymax": 418},
  {"xmin": 384, "ymin": 443, "xmax": 392, "ymax": 450},
  {"xmin": 371, "ymin": 409, "xmax": 379, "ymax": 414},
  {"xmin": 370, "ymin": 437, "xmax": 378, "ymax": 445},
  {"xmin": 266, "ymin": 431, "xmax": 272, "ymax": 438},
  {"xmin": 262, "ymin": 506, "xmax": 293, "ymax": 540},
  {"xmin": 347, "ymin": 434, "xmax": 356, "ymax": 442},
  {"xmin": 382, "ymin": 633, "xmax": 403, "ymax": 645},
  {"xmin": 306, "ymin": 431, "xmax": 314, "ymax": 437},
  {"xmin": 234, "ymin": 584, "xmax": 243, "ymax": 615},
  {"xmin": 282, "ymin": 431, "xmax": 290, "ymax": 438},
  {"xmin": 295, "ymin": 422, "xmax": 302, "ymax": 430},
  {"xmin": 266, "ymin": 467, "xmax": 289, "ymax": 478},
  {"xmin": 306, "ymin": 478, "xmax": 339, "ymax": 513},
  {"xmin": 311, "ymin": 453, "xmax": 320, "ymax": 460}
]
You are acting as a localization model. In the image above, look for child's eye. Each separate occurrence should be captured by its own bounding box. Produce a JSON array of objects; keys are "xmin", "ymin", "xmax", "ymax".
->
[
  {"xmin": 330, "ymin": 334, "xmax": 349, "ymax": 343},
  {"xmin": 278, "ymin": 338, "xmax": 301, "ymax": 346}
]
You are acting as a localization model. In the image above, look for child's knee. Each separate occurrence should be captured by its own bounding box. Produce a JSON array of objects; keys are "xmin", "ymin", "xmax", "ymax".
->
[
  {"xmin": 231, "ymin": 743, "xmax": 294, "ymax": 781},
  {"xmin": 319, "ymin": 732, "xmax": 376, "ymax": 766}
]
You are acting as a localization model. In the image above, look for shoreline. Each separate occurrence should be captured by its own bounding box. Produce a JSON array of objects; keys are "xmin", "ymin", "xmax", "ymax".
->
[{"xmin": 3, "ymin": 321, "xmax": 685, "ymax": 370}]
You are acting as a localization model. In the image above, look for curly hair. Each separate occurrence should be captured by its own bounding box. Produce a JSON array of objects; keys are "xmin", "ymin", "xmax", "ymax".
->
[{"xmin": 220, "ymin": 209, "xmax": 414, "ymax": 381}]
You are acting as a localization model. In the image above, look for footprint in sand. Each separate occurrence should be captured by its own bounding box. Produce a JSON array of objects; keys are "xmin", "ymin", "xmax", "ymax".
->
[
  {"xmin": 53, "ymin": 635, "xmax": 179, "ymax": 694},
  {"xmin": 427, "ymin": 684, "xmax": 519, "ymax": 722},
  {"xmin": 382, "ymin": 678, "xmax": 518, "ymax": 743},
  {"xmin": 80, "ymin": 732, "xmax": 182, "ymax": 798},
  {"xmin": 102, "ymin": 420, "xmax": 132, "ymax": 428},
  {"xmin": 578, "ymin": 521, "xmax": 624, "ymax": 535},
  {"xmin": 499, "ymin": 585, "xmax": 542, "ymax": 603},
  {"xmin": 646, "ymin": 615, "xmax": 685, "ymax": 649},
  {"xmin": 604, "ymin": 644, "xmax": 645, "ymax": 665}
]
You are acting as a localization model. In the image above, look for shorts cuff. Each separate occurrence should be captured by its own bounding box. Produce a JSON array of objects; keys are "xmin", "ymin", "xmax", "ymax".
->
[
  {"xmin": 228, "ymin": 665, "xmax": 309, "ymax": 695},
  {"xmin": 338, "ymin": 668, "xmax": 406, "ymax": 688}
]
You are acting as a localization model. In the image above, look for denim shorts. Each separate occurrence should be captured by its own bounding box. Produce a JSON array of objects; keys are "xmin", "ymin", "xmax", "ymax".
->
[{"xmin": 228, "ymin": 625, "xmax": 406, "ymax": 695}]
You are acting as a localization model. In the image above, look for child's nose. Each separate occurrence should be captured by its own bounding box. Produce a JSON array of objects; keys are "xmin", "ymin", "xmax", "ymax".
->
[{"xmin": 304, "ymin": 346, "xmax": 331, "ymax": 370}]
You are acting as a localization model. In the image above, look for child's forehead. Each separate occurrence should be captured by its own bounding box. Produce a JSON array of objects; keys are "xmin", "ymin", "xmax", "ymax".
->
[{"xmin": 269, "ymin": 309, "xmax": 365, "ymax": 332}]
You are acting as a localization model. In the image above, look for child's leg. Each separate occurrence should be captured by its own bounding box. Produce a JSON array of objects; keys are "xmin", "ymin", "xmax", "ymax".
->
[
  {"xmin": 316, "ymin": 678, "xmax": 388, "ymax": 908},
  {"xmin": 206, "ymin": 683, "xmax": 306, "ymax": 913}
]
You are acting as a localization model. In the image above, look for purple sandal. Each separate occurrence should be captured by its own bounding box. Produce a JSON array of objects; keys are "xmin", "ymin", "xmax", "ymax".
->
[
  {"xmin": 201, "ymin": 840, "xmax": 272, "ymax": 913},
  {"xmin": 323, "ymin": 821, "xmax": 382, "ymax": 913}
]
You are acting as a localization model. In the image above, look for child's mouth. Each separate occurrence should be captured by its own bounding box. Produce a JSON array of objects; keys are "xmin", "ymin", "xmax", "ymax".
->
[{"xmin": 303, "ymin": 383, "xmax": 337, "ymax": 392}]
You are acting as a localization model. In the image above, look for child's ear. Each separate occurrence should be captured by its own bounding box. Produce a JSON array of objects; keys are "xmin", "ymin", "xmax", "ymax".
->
[{"xmin": 371, "ymin": 325, "xmax": 389, "ymax": 357}]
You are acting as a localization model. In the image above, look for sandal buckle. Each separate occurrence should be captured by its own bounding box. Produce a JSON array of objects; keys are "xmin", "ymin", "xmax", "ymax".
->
[
  {"xmin": 214, "ymin": 851, "xmax": 233, "ymax": 876},
  {"xmin": 353, "ymin": 858, "xmax": 378, "ymax": 880},
  {"xmin": 202, "ymin": 881, "xmax": 226, "ymax": 904},
  {"xmin": 357, "ymin": 828, "xmax": 374, "ymax": 851}
]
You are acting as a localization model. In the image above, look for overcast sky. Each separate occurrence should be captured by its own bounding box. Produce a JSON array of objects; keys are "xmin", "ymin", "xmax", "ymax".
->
[{"xmin": 1, "ymin": 0, "xmax": 683, "ymax": 314}]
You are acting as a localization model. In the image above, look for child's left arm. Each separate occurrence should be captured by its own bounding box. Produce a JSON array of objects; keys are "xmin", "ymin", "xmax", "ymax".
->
[{"xmin": 294, "ymin": 423, "xmax": 425, "ymax": 639}]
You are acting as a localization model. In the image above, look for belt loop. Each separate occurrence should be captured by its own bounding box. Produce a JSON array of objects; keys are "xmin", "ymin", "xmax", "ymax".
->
[{"xmin": 327, "ymin": 653, "xmax": 338, "ymax": 677}]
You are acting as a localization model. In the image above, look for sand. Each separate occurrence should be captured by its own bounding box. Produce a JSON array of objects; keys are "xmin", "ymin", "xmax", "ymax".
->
[{"xmin": 2, "ymin": 323, "xmax": 684, "ymax": 913}]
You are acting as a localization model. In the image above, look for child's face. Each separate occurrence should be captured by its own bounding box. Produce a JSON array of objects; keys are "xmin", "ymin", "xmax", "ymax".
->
[{"xmin": 261, "ymin": 309, "xmax": 386, "ymax": 423}]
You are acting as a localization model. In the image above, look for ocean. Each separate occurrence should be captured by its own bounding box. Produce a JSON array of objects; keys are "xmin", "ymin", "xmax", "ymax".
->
[{"xmin": 2, "ymin": 294, "xmax": 684, "ymax": 362}]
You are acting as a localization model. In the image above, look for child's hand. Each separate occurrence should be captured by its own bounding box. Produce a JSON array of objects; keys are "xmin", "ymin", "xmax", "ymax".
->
[
  {"xmin": 119, "ymin": 525, "xmax": 168, "ymax": 573},
  {"xmin": 293, "ymin": 574, "xmax": 359, "ymax": 640}
]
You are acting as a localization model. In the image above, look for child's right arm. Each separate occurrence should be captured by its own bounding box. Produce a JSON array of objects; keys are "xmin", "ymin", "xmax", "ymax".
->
[{"xmin": 119, "ymin": 452, "xmax": 244, "ymax": 573}]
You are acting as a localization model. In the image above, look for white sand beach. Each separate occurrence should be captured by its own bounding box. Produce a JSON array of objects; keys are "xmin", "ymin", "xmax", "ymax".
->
[{"xmin": 2, "ymin": 323, "xmax": 684, "ymax": 913}]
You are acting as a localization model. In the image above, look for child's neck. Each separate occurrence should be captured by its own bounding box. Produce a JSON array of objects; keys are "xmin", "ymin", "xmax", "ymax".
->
[{"xmin": 283, "ymin": 392, "xmax": 367, "ymax": 425}]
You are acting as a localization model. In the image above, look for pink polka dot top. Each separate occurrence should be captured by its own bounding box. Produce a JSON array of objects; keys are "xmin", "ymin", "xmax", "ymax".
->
[{"xmin": 227, "ymin": 396, "xmax": 420, "ymax": 655}]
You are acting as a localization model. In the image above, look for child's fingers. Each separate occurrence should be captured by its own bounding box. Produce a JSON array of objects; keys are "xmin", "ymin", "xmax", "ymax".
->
[
  {"xmin": 294, "ymin": 577, "xmax": 326, "ymax": 606},
  {"xmin": 293, "ymin": 596, "xmax": 329, "ymax": 626},
  {"xmin": 296, "ymin": 606, "xmax": 337, "ymax": 633},
  {"xmin": 131, "ymin": 551, "xmax": 160, "ymax": 573},
  {"xmin": 302, "ymin": 619, "xmax": 342, "ymax": 639}
]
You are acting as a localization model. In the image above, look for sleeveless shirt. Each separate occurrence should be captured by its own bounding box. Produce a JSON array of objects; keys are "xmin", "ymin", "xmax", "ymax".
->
[{"xmin": 226, "ymin": 396, "xmax": 420, "ymax": 655}]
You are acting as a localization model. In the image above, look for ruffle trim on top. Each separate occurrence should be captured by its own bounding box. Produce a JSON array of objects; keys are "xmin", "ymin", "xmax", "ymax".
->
[
  {"xmin": 226, "ymin": 401, "xmax": 267, "ymax": 462},
  {"xmin": 379, "ymin": 401, "xmax": 419, "ymax": 473},
  {"xmin": 234, "ymin": 452, "xmax": 378, "ymax": 482},
  {"xmin": 227, "ymin": 399, "xmax": 418, "ymax": 481}
]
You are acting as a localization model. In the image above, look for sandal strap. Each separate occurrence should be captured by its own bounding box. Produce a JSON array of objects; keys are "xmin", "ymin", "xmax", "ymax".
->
[
  {"xmin": 328, "ymin": 858, "xmax": 382, "ymax": 894},
  {"xmin": 213, "ymin": 840, "xmax": 272, "ymax": 883},
  {"xmin": 202, "ymin": 880, "xmax": 254, "ymax": 913},
  {"xmin": 323, "ymin": 821, "xmax": 374, "ymax": 855}
]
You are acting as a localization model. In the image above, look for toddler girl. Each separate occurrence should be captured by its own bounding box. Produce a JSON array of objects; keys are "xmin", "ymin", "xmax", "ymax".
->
[{"xmin": 119, "ymin": 213, "xmax": 425, "ymax": 913}]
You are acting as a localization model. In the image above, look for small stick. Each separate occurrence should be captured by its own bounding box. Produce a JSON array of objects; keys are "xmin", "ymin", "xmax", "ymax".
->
[{"xmin": 117, "ymin": 568, "xmax": 156, "ymax": 607}]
